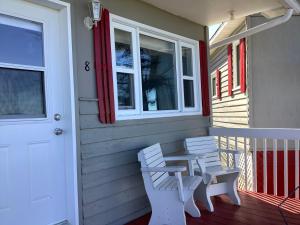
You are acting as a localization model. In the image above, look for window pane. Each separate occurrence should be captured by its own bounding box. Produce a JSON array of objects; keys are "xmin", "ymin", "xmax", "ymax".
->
[
  {"xmin": 0, "ymin": 14, "xmax": 44, "ymax": 67},
  {"xmin": 236, "ymin": 44, "xmax": 240, "ymax": 86},
  {"xmin": 114, "ymin": 29, "xmax": 133, "ymax": 68},
  {"xmin": 117, "ymin": 72, "xmax": 135, "ymax": 109},
  {"xmin": 212, "ymin": 78, "xmax": 216, "ymax": 96},
  {"xmin": 182, "ymin": 47, "xmax": 193, "ymax": 76},
  {"xmin": 183, "ymin": 80, "xmax": 195, "ymax": 107},
  {"xmin": 140, "ymin": 34, "xmax": 178, "ymax": 111},
  {"xmin": 0, "ymin": 68, "xmax": 46, "ymax": 118}
]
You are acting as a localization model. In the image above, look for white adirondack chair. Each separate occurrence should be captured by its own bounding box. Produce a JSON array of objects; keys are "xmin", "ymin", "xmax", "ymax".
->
[
  {"xmin": 138, "ymin": 143, "xmax": 203, "ymax": 225},
  {"xmin": 184, "ymin": 136, "xmax": 241, "ymax": 212}
]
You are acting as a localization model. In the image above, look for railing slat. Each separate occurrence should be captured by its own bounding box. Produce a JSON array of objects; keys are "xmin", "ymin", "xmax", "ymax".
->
[
  {"xmin": 226, "ymin": 136, "xmax": 229, "ymax": 167},
  {"xmin": 284, "ymin": 139, "xmax": 288, "ymax": 197},
  {"xmin": 244, "ymin": 137, "xmax": 248, "ymax": 191},
  {"xmin": 253, "ymin": 138, "xmax": 257, "ymax": 192},
  {"xmin": 295, "ymin": 140, "xmax": 299, "ymax": 199},
  {"xmin": 263, "ymin": 139, "xmax": 268, "ymax": 194},
  {"xmin": 273, "ymin": 139, "xmax": 278, "ymax": 196},
  {"xmin": 235, "ymin": 137, "xmax": 238, "ymax": 169}
]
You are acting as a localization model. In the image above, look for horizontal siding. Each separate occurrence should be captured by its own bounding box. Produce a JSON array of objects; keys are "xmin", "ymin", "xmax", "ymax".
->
[
  {"xmin": 79, "ymin": 100, "xmax": 209, "ymax": 225},
  {"xmin": 210, "ymin": 46, "xmax": 249, "ymax": 129}
]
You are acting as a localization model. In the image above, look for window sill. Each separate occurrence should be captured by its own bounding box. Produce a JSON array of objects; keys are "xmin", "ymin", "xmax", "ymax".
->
[
  {"xmin": 232, "ymin": 86, "xmax": 240, "ymax": 92},
  {"xmin": 116, "ymin": 111, "xmax": 202, "ymax": 121}
]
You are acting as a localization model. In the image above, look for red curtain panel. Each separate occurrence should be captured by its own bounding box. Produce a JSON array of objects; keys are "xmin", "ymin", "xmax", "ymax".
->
[
  {"xmin": 227, "ymin": 44, "xmax": 233, "ymax": 96},
  {"xmin": 199, "ymin": 41, "xmax": 210, "ymax": 116},
  {"xmin": 216, "ymin": 69, "xmax": 221, "ymax": 100},
  {"xmin": 239, "ymin": 38, "xmax": 246, "ymax": 93},
  {"xmin": 93, "ymin": 9, "xmax": 115, "ymax": 123}
]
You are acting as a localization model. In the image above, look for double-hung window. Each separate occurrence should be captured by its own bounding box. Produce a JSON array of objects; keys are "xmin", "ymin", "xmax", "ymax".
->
[
  {"xmin": 232, "ymin": 40, "xmax": 240, "ymax": 88},
  {"xmin": 111, "ymin": 15, "xmax": 201, "ymax": 120}
]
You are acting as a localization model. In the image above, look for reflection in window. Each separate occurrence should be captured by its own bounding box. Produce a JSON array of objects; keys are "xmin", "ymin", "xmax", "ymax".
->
[
  {"xmin": 0, "ymin": 68, "xmax": 46, "ymax": 118},
  {"xmin": 212, "ymin": 77, "xmax": 216, "ymax": 96},
  {"xmin": 114, "ymin": 28, "xmax": 133, "ymax": 68},
  {"xmin": 184, "ymin": 80, "xmax": 194, "ymax": 107},
  {"xmin": 182, "ymin": 47, "xmax": 193, "ymax": 76},
  {"xmin": 0, "ymin": 14, "xmax": 44, "ymax": 67},
  {"xmin": 117, "ymin": 72, "xmax": 135, "ymax": 109},
  {"xmin": 140, "ymin": 34, "xmax": 178, "ymax": 111}
]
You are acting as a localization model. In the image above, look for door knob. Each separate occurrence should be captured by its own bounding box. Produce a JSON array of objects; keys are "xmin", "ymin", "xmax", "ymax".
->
[
  {"xmin": 54, "ymin": 128, "xmax": 63, "ymax": 135},
  {"xmin": 54, "ymin": 113, "xmax": 62, "ymax": 121}
]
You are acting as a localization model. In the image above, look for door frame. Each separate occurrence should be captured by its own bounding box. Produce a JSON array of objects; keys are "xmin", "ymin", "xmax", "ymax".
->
[{"xmin": 23, "ymin": 1, "xmax": 79, "ymax": 225}]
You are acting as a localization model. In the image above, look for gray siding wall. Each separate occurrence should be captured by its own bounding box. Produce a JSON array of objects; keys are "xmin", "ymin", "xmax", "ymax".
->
[
  {"xmin": 248, "ymin": 16, "xmax": 300, "ymax": 128},
  {"xmin": 209, "ymin": 23, "xmax": 250, "ymax": 129},
  {"xmin": 66, "ymin": 0, "xmax": 209, "ymax": 224}
]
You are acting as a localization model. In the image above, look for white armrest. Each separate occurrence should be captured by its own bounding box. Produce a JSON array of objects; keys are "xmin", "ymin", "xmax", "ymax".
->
[
  {"xmin": 141, "ymin": 166, "xmax": 186, "ymax": 173},
  {"xmin": 164, "ymin": 154, "xmax": 199, "ymax": 161},
  {"xmin": 165, "ymin": 154, "xmax": 203, "ymax": 176}
]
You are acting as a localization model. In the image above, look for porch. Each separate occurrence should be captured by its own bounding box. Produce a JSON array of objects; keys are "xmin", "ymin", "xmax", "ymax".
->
[
  {"xmin": 127, "ymin": 191, "xmax": 300, "ymax": 225},
  {"xmin": 129, "ymin": 127, "xmax": 300, "ymax": 224}
]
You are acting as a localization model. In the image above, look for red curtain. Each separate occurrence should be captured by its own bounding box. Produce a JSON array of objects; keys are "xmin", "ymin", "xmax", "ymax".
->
[
  {"xmin": 93, "ymin": 9, "xmax": 115, "ymax": 123},
  {"xmin": 227, "ymin": 44, "xmax": 233, "ymax": 96},
  {"xmin": 199, "ymin": 41, "xmax": 210, "ymax": 116},
  {"xmin": 216, "ymin": 69, "xmax": 221, "ymax": 99},
  {"xmin": 239, "ymin": 38, "xmax": 247, "ymax": 93}
]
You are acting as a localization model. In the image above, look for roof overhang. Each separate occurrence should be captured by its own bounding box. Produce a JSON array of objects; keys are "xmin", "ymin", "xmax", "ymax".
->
[{"xmin": 140, "ymin": 0, "xmax": 299, "ymax": 26}]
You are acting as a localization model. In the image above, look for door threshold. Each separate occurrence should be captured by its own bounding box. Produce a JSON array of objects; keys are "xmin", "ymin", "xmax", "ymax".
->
[{"xmin": 54, "ymin": 220, "xmax": 69, "ymax": 225}]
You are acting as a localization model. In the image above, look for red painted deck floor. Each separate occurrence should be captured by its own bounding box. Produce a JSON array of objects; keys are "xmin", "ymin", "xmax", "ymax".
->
[{"xmin": 126, "ymin": 191, "xmax": 300, "ymax": 225}]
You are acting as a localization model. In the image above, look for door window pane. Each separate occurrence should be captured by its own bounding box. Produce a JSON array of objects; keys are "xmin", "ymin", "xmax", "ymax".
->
[
  {"xmin": 182, "ymin": 47, "xmax": 193, "ymax": 76},
  {"xmin": 117, "ymin": 73, "xmax": 135, "ymax": 109},
  {"xmin": 183, "ymin": 80, "xmax": 195, "ymax": 107},
  {"xmin": 140, "ymin": 34, "xmax": 178, "ymax": 111},
  {"xmin": 114, "ymin": 29, "xmax": 133, "ymax": 68},
  {"xmin": 0, "ymin": 14, "xmax": 44, "ymax": 67},
  {"xmin": 0, "ymin": 68, "xmax": 46, "ymax": 118}
]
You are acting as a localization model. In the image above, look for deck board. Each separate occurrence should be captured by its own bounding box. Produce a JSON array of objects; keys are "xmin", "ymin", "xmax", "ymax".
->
[{"xmin": 126, "ymin": 191, "xmax": 300, "ymax": 225}]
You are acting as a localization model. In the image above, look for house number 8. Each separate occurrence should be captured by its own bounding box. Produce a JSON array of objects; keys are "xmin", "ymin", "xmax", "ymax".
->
[{"xmin": 85, "ymin": 61, "xmax": 90, "ymax": 71}]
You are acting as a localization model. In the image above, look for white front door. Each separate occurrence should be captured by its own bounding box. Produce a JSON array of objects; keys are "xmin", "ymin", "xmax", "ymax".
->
[{"xmin": 0, "ymin": 1, "xmax": 71, "ymax": 225}]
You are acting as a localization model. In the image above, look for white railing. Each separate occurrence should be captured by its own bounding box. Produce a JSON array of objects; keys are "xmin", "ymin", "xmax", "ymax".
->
[{"xmin": 209, "ymin": 127, "xmax": 300, "ymax": 199}]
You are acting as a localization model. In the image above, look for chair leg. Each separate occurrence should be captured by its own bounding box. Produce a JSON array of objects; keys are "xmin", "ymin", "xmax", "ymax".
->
[
  {"xmin": 194, "ymin": 182, "xmax": 214, "ymax": 212},
  {"xmin": 184, "ymin": 195, "xmax": 201, "ymax": 217},
  {"xmin": 226, "ymin": 173, "xmax": 241, "ymax": 206},
  {"xmin": 149, "ymin": 197, "xmax": 187, "ymax": 225}
]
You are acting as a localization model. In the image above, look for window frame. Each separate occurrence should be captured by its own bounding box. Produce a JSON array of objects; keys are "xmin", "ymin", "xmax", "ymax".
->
[
  {"xmin": 110, "ymin": 22, "xmax": 141, "ymax": 116},
  {"xmin": 232, "ymin": 40, "xmax": 241, "ymax": 90},
  {"xmin": 0, "ymin": 13, "xmax": 50, "ymax": 122},
  {"xmin": 110, "ymin": 14, "xmax": 202, "ymax": 120},
  {"xmin": 211, "ymin": 74, "xmax": 217, "ymax": 98},
  {"xmin": 179, "ymin": 42, "xmax": 198, "ymax": 111}
]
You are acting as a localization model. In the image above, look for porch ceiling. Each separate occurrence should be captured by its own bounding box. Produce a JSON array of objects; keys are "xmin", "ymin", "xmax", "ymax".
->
[{"xmin": 140, "ymin": 0, "xmax": 286, "ymax": 26}]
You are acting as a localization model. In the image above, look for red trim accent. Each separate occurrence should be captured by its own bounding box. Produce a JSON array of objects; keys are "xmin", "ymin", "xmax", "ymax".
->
[
  {"xmin": 93, "ymin": 9, "xmax": 115, "ymax": 123},
  {"xmin": 227, "ymin": 44, "xmax": 233, "ymax": 96},
  {"xmin": 256, "ymin": 150, "xmax": 299, "ymax": 199},
  {"xmin": 199, "ymin": 41, "xmax": 210, "ymax": 116},
  {"xmin": 239, "ymin": 38, "xmax": 246, "ymax": 93},
  {"xmin": 216, "ymin": 69, "xmax": 221, "ymax": 99}
]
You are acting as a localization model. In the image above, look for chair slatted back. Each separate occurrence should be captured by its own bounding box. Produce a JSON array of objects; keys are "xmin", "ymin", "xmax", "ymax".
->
[
  {"xmin": 138, "ymin": 143, "xmax": 169, "ymax": 188},
  {"xmin": 185, "ymin": 136, "xmax": 221, "ymax": 168}
]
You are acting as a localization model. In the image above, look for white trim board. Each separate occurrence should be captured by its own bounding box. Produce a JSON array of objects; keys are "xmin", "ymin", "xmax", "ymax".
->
[
  {"xmin": 23, "ymin": 1, "xmax": 79, "ymax": 225},
  {"xmin": 110, "ymin": 14, "xmax": 203, "ymax": 120}
]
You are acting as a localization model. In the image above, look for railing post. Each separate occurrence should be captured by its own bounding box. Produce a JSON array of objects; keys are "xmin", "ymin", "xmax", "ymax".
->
[
  {"xmin": 263, "ymin": 139, "xmax": 268, "ymax": 194},
  {"xmin": 253, "ymin": 138, "xmax": 257, "ymax": 192},
  {"xmin": 226, "ymin": 136, "xmax": 229, "ymax": 167},
  {"xmin": 284, "ymin": 139, "xmax": 288, "ymax": 197},
  {"xmin": 295, "ymin": 140, "xmax": 299, "ymax": 199},
  {"xmin": 244, "ymin": 137, "xmax": 248, "ymax": 191},
  {"xmin": 273, "ymin": 139, "xmax": 278, "ymax": 196}
]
